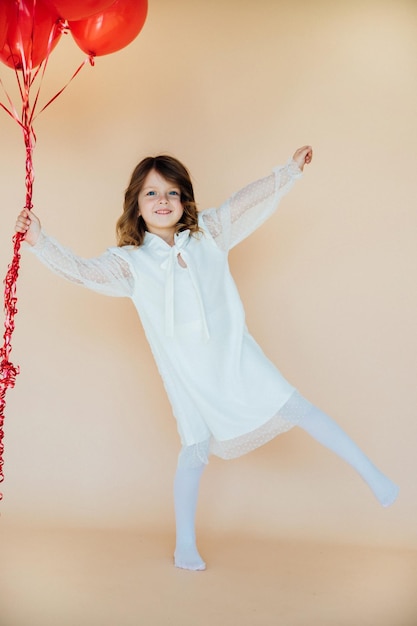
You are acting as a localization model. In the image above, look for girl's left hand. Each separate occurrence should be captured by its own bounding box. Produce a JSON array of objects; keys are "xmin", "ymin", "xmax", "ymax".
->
[{"xmin": 292, "ymin": 145, "xmax": 313, "ymax": 171}]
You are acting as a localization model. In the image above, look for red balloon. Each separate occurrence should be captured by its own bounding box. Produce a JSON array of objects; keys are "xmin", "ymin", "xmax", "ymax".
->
[
  {"xmin": 69, "ymin": 0, "xmax": 148, "ymax": 57},
  {"xmin": 0, "ymin": 0, "xmax": 61, "ymax": 70},
  {"xmin": 0, "ymin": 1, "xmax": 10, "ymax": 52},
  {"xmin": 44, "ymin": 0, "xmax": 114, "ymax": 22}
]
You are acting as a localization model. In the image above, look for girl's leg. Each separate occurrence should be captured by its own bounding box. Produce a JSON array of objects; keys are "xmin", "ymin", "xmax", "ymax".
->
[
  {"xmin": 174, "ymin": 448, "xmax": 207, "ymax": 571},
  {"xmin": 284, "ymin": 394, "xmax": 399, "ymax": 507}
]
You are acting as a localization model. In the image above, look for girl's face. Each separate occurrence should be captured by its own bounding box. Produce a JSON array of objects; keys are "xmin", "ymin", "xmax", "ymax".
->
[{"xmin": 138, "ymin": 169, "xmax": 184, "ymax": 245}]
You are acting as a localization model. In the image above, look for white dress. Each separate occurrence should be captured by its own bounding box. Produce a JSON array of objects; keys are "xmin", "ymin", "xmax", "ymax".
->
[{"xmin": 29, "ymin": 159, "xmax": 308, "ymax": 465}]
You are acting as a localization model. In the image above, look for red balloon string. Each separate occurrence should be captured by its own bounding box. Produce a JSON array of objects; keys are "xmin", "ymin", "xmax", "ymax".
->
[
  {"xmin": 0, "ymin": 58, "xmax": 35, "ymax": 498},
  {"xmin": 0, "ymin": 23, "xmax": 88, "ymax": 499},
  {"xmin": 0, "ymin": 232, "xmax": 24, "ymax": 499}
]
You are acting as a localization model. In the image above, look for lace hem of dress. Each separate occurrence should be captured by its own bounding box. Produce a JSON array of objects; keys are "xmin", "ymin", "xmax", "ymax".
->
[{"xmin": 177, "ymin": 390, "xmax": 313, "ymax": 468}]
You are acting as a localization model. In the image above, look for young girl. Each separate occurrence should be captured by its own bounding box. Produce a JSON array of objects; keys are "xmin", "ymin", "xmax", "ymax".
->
[{"xmin": 15, "ymin": 146, "xmax": 398, "ymax": 571}]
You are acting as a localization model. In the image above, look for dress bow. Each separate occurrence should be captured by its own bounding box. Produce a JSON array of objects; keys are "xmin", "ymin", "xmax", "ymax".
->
[{"xmin": 160, "ymin": 231, "xmax": 210, "ymax": 342}]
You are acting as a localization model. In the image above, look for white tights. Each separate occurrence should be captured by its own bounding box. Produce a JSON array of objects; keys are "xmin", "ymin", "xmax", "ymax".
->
[
  {"xmin": 173, "ymin": 400, "xmax": 398, "ymax": 570},
  {"xmin": 174, "ymin": 463, "xmax": 207, "ymax": 571}
]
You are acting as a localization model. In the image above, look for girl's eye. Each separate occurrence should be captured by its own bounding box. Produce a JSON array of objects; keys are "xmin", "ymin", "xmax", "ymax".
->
[
  {"xmin": 169, "ymin": 191, "xmax": 180, "ymax": 196},
  {"xmin": 146, "ymin": 191, "xmax": 156, "ymax": 196}
]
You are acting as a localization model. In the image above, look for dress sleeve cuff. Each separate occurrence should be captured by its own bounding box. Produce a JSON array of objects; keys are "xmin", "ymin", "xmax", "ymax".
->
[{"xmin": 24, "ymin": 229, "xmax": 48, "ymax": 254}]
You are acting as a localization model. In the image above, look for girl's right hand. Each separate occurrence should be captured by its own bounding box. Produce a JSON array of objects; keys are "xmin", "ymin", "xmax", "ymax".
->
[
  {"xmin": 292, "ymin": 145, "xmax": 313, "ymax": 171},
  {"xmin": 15, "ymin": 208, "xmax": 41, "ymax": 246}
]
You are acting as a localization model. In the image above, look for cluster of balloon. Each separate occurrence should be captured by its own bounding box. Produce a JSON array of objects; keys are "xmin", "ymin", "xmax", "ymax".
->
[{"xmin": 0, "ymin": 0, "xmax": 148, "ymax": 498}]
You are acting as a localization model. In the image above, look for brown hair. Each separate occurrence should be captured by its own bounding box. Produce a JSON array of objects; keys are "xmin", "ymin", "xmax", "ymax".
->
[{"xmin": 116, "ymin": 155, "xmax": 200, "ymax": 247}]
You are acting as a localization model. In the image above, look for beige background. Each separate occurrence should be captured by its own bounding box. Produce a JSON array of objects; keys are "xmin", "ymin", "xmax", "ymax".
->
[{"xmin": 1, "ymin": 0, "xmax": 416, "ymax": 553}]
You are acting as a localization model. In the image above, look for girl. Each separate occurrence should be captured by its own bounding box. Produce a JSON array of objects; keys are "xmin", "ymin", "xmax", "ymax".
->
[{"xmin": 15, "ymin": 146, "xmax": 399, "ymax": 571}]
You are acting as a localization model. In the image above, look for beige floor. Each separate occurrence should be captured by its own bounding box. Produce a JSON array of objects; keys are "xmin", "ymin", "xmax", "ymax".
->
[{"xmin": 0, "ymin": 526, "xmax": 416, "ymax": 626}]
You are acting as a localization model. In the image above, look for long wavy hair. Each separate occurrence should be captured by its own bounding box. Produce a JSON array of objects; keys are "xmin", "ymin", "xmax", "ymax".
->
[{"xmin": 116, "ymin": 155, "xmax": 200, "ymax": 247}]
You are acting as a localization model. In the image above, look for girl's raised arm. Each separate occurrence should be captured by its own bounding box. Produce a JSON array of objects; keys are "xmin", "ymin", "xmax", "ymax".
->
[
  {"xmin": 15, "ymin": 209, "xmax": 135, "ymax": 298},
  {"xmin": 201, "ymin": 146, "xmax": 312, "ymax": 250}
]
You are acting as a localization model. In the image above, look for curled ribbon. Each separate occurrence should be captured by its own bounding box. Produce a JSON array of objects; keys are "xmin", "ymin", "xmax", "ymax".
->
[{"xmin": 0, "ymin": 17, "xmax": 89, "ymax": 499}]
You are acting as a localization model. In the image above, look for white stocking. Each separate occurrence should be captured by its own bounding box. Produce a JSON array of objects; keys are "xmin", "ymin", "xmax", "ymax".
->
[
  {"xmin": 172, "ymin": 397, "xmax": 398, "ymax": 572},
  {"xmin": 285, "ymin": 398, "xmax": 399, "ymax": 507},
  {"xmin": 174, "ymin": 457, "xmax": 206, "ymax": 571}
]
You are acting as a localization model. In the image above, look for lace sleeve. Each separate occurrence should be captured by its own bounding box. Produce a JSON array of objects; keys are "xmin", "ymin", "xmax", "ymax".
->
[
  {"xmin": 200, "ymin": 159, "xmax": 302, "ymax": 250},
  {"xmin": 27, "ymin": 230, "xmax": 135, "ymax": 297}
]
